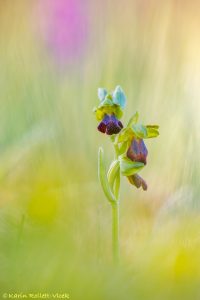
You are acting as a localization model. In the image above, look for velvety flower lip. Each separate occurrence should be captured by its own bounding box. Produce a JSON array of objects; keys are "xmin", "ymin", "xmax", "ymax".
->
[
  {"xmin": 128, "ymin": 174, "xmax": 148, "ymax": 191},
  {"xmin": 127, "ymin": 138, "xmax": 148, "ymax": 165},
  {"xmin": 97, "ymin": 114, "xmax": 123, "ymax": 135}
]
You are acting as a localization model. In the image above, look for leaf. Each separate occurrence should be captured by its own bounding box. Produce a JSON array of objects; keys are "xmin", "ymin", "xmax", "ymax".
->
[
  {"xmin": 107, "ymin": 160, "xmax": 120, "ymax": 193},
  {"xmin": 112, "ymin": 86, "xmax": 126, "ymax": 109},
  {"xmin": 98, "ymin": 88, "xmax": 107, "ymax": 102},
  {"xmin": 132, "ymin": 124, "xmax": 148, "ymax": 138},
  {"xmin": 127, "ymin": 111, "xmax": 139, "ymax": 127},
  {"xmin": 119, "ymin": 156, "xmax": 145, "ymax": 176},
  {"xmin": 98, "ymin": 148, "xmax": 116, "ymax": 203}
]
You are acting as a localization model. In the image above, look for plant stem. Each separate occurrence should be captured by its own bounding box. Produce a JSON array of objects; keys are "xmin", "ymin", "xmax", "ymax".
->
[
  {"xmin": 112, "ymin": 202, "xmax": 119, "ymax": 264},
  {"xmin": 112, "ymin": 143, "xmax": 120, "ymax": 264},
  {"xmin": 98, "ymin": 144, "xmax": 120, "ymax": 264}
]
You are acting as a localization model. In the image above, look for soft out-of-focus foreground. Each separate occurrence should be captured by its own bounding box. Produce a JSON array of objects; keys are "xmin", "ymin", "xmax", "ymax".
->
[{"xmin": 0, "ymin": 1, "xmax": 200, "ymax": 299}]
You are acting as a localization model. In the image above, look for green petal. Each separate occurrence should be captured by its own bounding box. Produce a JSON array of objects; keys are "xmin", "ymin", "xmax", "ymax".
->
[
  {"xmin": 94, "ymin": 107, "xmax": 105, "ymax": 121},
  {"xmin": 146, "ymin": 125, "xmax": 159, "ymax": 129},
  {"xmin": 117, "ymin": 128, "xmax": 133, "ymax": 143},
  {"xmin": 145, "ymin": 125, "xmax": 159, "ymax": 138},
  {"xmin": 119, "ymin": 155, "xmax": 145, "ymax": 176},
  {"xmin": 94, "ymin": 104, "xmax": 124, "ymax": 121},
  {"xmin": 114, "ymin": 105, "xmax": 123, "ymax": 119}
]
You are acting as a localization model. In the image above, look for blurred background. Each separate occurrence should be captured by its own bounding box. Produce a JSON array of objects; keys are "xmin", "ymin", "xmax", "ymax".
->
[{"xmin": 0, "ymin": 0, "xmax": 200, "ymax": 299}]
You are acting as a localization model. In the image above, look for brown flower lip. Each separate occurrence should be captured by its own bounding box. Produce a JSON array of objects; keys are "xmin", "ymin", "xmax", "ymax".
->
[
  {"xmin": 127, "ymin": 138, "xmax": 148, "ymax": 165},
  {"xmin": 97, "ymin": 114, "xmax": 123, "ymax": 135},
  {"xmin": 128, "ymin": 174, "xmax": 148, "ymax": 191}
]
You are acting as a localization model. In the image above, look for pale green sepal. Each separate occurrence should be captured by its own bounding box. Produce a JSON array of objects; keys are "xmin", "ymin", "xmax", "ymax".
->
[
  {"xmin": 132, "ymin": 124, "xmax": 148, "ymax": 138},
  {"xmin": 98, "ymin": 88, "xmax": 107, "ymax": 102},
  {"xmin": 114, "ymin": 106, "xmax": 123, "ymax": 119},
  {"xmin": 117, "ymin": 128, "xmax": 133, "ymax": 143},
  {"xmin": 127, "ymin": 111, "xmax": 139, "ymax": 127},
  {"xmin": 94, "ymin": 104, "xmax": 123, "ymax": 121},
  {"xmin": 118, "ymin": 141, "xmax": 128, "ymax": 155},
  {"xmin": 119, "ymin": 155, "xmax": 145, "ymax": 176},
  {"xmin": 98, "ymin": 147, "xmax": 116, "ymax": 203},
  {"xmin": 112, "ymin": 86, "xmax": 126, "ymax": 109}
]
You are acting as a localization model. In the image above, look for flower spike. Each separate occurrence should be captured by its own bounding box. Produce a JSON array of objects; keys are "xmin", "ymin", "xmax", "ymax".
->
[{"xmin": 94, "ymin": 85, "xmax": 159, "ymax": 263}]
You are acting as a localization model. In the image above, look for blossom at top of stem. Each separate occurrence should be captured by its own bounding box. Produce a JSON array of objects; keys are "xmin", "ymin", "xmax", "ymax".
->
[
  {"xmin": 94, "ymin": 86, "xmax": 126, "ymax": 121},
  {"xmin": 94, "ymin": 86, "xmax": 126, "ymax": 135}
]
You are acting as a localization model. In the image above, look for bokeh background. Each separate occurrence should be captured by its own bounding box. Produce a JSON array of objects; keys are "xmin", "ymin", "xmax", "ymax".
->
[{"xmin": 0, "ymin": 0, "xmax": 200, "ymax": 299}]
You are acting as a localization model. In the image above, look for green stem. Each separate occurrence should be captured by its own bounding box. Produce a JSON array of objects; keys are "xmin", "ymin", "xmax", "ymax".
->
[
  {"xmin": 112, "ymin": 144, "xmax": 120, "ymax": 265},
  {"xmin": 98, "ymin": 144, "xmax": 120, "ymax": 264},
  {"xmin": 112, "ymin": 202, "xmax": 119, "ymax": 264}
]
